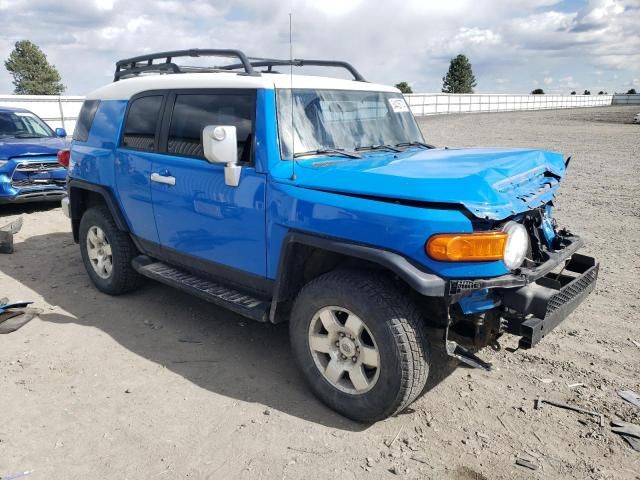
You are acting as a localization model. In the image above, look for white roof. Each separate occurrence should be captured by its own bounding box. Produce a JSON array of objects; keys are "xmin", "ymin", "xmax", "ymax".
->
[{"xmin": 86, "ymin": 72, "xmax": 399, "ymax": 100}]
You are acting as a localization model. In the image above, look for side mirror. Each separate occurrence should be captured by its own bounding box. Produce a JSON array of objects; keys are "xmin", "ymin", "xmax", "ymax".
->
[
  {"xmin": 55, "ymin": 127, "xmax": 67, "ymax": 138},
  {"xmin": 202, "ymin": 125, "xmax": 241, "ymax": 187}
]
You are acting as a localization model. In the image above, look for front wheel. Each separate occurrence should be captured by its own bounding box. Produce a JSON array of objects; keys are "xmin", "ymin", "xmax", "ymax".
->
[{"xmin": 289, "ymin": 269, "xmax": 430, "ymax": 422}]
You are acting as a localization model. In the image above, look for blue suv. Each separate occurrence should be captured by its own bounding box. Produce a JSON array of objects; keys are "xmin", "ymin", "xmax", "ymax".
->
[
  {"xmin": 0, "ymin": 106, "xmax": 68, "ymax": 204},
  {"xmin": 63, "ymin": 50, "xmax": 598, "ymax": 421}
]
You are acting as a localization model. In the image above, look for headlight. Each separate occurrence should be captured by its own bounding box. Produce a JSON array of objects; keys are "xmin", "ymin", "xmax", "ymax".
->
[{"xmin": 502, "ymin": 221, "xmax": 529, "ymax": 269}]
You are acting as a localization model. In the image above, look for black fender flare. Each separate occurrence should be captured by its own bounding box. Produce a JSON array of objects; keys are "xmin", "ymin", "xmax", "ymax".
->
[
  {"xmin": 269, "ymin": 231, "xmax": 446, "ymax": 322},
  {"xmin": 67, "ymin": 179, "xmax": 129, "ymax": 241}
]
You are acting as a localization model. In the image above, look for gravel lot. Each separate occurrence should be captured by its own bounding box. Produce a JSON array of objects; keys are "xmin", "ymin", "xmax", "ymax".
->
[{"xmin": 1, "ymin": 105, "xmax": 639, "ymax": 479}]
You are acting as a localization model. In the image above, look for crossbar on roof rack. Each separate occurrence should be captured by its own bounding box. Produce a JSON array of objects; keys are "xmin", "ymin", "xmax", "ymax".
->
[
  {"xmin": 225, "ymin": 58, "xmax": 367, "ymax": 82},
  {"xmin": 113, "ymin": 49, "xmax": 259, "ymax": 82}
]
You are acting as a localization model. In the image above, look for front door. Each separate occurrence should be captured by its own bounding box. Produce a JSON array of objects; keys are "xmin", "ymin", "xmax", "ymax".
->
[{"xmin": 150, "ymin": 90, "xmax": 267, "ymax": 278}]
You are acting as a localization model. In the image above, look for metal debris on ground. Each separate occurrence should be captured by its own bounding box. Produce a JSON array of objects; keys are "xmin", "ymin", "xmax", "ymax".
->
[
  {"xmin": 567, "ymin": 382, "xmax": 585, "ymax": 389},
  {"xmin": 610, "ymin": 420, "xmax": 640, "ymax": 452},
  {"xmin": 515, "ymin": 455, "xmax": 538, "ymax": 470},
  {"xmin": 0, "ymin": 299, "xmax": 40, "ymax": 334},
  {"xmin": 535, "ymin": 396, "xmax": 605, "ymax": 427},
  {"xmin": 617, "ymin": 390, "xmax": 640, "ymax": 409},
  {"xmin": 0, "ymin": 470, "xmax": 33, "ymax": 480},
  {"xmin": 0, "ymin": 217, "xmax": 24, "ymax": 254}
]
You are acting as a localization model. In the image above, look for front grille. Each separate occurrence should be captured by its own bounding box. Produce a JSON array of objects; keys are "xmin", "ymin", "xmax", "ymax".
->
[
  {"xmin": 11, "ymin": 160, "xmax": 63, "ymax": 188},
  {"xmin": 546, "ymin": 263, "xmax": 599, "ymax": 316},
  {"xmin": 14, "ymin": 161, "xmax": 60, "ymax": 172}
]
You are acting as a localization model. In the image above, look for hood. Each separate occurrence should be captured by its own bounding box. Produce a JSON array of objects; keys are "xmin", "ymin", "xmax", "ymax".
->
[
  {"xmin": 273, "ymin": 147, "xmax": 567, "ymax": 220},
  {"xmin": 0, "ymin": 136, "xmax": 68, "ymax": 159}
]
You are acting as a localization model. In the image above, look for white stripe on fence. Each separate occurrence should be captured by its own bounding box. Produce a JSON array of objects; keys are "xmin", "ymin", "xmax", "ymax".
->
[
  {"xmin": 405, "ymin": 93, "xmax": 615, "ymax": 116},
  {"xmin": 0, "ymin": 94, "xmax": 84, "ymax": 134},
  {"xmin": 0, "ymin": 93, "xmax": 637, "ymax": 131}
]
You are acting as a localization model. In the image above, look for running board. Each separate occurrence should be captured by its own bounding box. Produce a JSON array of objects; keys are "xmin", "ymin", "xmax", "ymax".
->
[{"xmin": 132, "ymin": 257, "xmax": 270, "ymax": 322}]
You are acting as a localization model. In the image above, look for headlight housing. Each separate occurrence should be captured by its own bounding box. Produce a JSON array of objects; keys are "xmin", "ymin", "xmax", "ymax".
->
[{"xmin": 502, "ymin": 221, "xmax": 529, "ymax": 269}]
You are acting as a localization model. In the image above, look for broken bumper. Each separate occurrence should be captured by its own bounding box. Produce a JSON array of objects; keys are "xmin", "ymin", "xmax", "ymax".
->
[{"xmin": 501, "ymin": 253, "xmax": 599, "ymax": 348}]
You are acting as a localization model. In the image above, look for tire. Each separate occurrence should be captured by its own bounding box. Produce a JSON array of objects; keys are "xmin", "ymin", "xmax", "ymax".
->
[
  {"xmin": 79, "ymin": 206, "xmax": 142, "ymax": 295},
  {"xmin": 289, "ymin": 269, "xmax": 430, "ymax": 422}
]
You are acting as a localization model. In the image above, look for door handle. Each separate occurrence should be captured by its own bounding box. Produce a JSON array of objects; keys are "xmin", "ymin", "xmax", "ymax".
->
[{"xmin": 150, "ymin": 172, "xmax": 176, "ymax": 186}]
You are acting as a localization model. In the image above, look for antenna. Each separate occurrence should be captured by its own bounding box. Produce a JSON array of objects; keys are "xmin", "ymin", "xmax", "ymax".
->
[{"xmin": 289, "ymin": 12, "xmax": 296, "ymax": 181}]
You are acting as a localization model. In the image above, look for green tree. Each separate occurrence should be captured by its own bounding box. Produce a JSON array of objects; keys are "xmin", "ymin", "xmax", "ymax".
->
[
  {"xmin": 583, "ymin": 89, "xmax": 591, "ymax": 95},
  {"xmin": 628, "ymin": 88, "xmax": 637, "ymax": 94},
  {"xmin": 442, "ymin": 54, "xmax": 477, "ymax": 93},
  {"xmin": 531, "ymin": 88, "xmax": 545, "ymax": 94},
  {"xmin": 395, "ymin": 82, "xmax": 413, "ymax": 94},
  {"xmin": 570, "ymin": 91, "xmax": 576, "ymax": 95},
  {"xmin": 4, "ymin": 40, "xmax": 65, "ymax": 95}
]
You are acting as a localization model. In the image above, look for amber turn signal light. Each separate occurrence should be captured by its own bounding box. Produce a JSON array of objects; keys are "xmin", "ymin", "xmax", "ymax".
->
[{"xmin": 425, "ymin": 232, "xmax": 508, "ymax": 262}]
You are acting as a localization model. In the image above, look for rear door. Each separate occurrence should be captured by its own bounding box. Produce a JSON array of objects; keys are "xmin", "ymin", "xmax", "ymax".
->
[
  {"xmin": 150, "ymin": 89, "xmax": 267, "ymax": 278},
  {"xmin": 115, "ymin": 93, "xmax": 166, "ymax": 244}
]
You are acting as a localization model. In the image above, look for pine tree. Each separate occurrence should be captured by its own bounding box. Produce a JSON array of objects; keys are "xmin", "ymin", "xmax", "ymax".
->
[
  {"xmin": 442, "ymin": 54, "xmax": 477, "ymax": 93},
  {"xmin": 395, "ymin": 82, "xmax": 413, "ymax": 94},
  {"xmin": 4, "ymin": 40, "xmax": 65, "ymax": 95}
]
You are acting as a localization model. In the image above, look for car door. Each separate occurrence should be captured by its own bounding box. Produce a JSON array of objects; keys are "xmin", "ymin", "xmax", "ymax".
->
[
  {"xmin": 115, "ymin": 93, "xmax": 166, "ymax": 244},
  {"xmin": 150, "ymin": 89, "xmax": 267, "ymax": 279}
]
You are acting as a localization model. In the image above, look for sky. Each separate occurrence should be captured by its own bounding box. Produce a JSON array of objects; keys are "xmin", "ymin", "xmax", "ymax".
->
[{"xmin": 0, "ymin": 0, "xmax": 638, "ymax": 95}]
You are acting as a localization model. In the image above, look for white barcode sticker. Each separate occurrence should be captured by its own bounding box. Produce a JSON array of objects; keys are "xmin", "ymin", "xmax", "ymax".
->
[{"xmin": 388, "ymin": 98, "xmax": 410, "ymax": 113}]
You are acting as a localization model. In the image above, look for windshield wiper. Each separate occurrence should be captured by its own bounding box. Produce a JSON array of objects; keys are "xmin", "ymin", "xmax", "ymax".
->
[
  {"xmin": 293, "ymin": 148, "xmax": 361, "ymax": 159},
  {"xmin": 395, "ymin": 141, "xmax": 436, "ymax": 150},
  {"xmin": 13, "ymin": 133, "xmax": 48, "ymax": 138},
  {"xmin": 355, "ymin": 144, "xmax": 402, "ymax": 153}
]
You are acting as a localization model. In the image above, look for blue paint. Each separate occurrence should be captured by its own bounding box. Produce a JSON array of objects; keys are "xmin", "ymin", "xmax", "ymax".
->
[{"xmin": 457, "ymin": 289, "xmax": 500, "ymax": 314}]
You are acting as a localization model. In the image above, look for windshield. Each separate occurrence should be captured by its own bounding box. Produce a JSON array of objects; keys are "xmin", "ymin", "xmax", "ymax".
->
[
  {"xmin": 0, "ymin": 111, "xmax": 55, "ymax": 138},
  {"xmin": 276, "ymin": 89, "xmax": 424, "ymax": 159}
]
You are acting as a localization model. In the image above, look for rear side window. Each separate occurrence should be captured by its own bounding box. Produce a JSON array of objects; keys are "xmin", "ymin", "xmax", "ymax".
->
[
  {"xmin": 167, "ymin": 93, "xmax": 255, "ymax": 163},
  {"xmin": 122, "ymin": 95, "xmax": 163, "ymax": 152},
  {"xmin": 73, "ymin": 99, "xmax": 100, "ymax": 142}
]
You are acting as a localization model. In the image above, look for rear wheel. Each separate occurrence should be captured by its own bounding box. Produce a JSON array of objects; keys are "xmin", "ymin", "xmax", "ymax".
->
[
  {"xmin": 79, "ymin": 206, "xmax": 142, "ymax": 295},
  {"xmin": 290, "ymin": 269, "xmax": 430, "ymax": 422}
]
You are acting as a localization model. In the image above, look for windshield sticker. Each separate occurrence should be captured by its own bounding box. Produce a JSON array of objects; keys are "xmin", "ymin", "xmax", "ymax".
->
[
  {"xmin": 388, "ymin": 98, "xmax": 410, "ymax": 113},
  {"xmin": 14, "ymin": 112, "xmax": 36, "ymax": 118}
]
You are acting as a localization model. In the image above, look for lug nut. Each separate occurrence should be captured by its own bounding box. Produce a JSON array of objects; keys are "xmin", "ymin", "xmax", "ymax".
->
[
  {"xmin": 339, "ymin": 332, "xmax": 345, "ymax": 338},
  {"xmin": 335, "ymin": 341, "xmax": 339, "ymax": 347},
  {"xmin": 352, "ymin": 356, "xmax": 357, "ymax": 362}
]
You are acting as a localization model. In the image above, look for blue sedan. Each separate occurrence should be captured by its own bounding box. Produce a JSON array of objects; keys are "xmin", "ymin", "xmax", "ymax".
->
[{"xmin": 0, "ymin": 106, "xmax": 69, "ymax": 204}]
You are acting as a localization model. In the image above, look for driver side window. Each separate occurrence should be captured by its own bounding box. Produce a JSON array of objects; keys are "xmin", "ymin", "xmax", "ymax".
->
[{"xmin": 166, "ymin": 92, "xmax": 256, "ymax": 164}]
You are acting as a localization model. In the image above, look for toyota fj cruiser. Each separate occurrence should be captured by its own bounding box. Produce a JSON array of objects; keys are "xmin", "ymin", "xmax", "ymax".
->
[{"xmin": 63, "ymin": 49, "xmax": 598, "ymax": 422}]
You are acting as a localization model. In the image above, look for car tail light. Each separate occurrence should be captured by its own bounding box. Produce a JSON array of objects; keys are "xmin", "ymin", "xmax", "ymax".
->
[
  {"xmin": 425, "ymin": 232, "xmax": 507, "ymax": 262},
  {"xmin": 57, "ymin": 148, "xmax": 70, "ymax": 168}
]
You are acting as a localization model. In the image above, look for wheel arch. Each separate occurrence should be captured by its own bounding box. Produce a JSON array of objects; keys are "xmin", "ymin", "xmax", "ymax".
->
[
  {"xmin": 68, "ymin": 179, "xmax": 129, "ymax": 242},
  {"xmin": 269, "ymin": 231, "xmax": 446, "ymax": 323}
]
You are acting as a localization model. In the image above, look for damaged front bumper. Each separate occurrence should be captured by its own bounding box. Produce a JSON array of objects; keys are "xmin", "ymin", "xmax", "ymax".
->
[
  {"xmin": 444, "ymin": 234, "xmax": 599, "ymax": 367},
  {"xmin": 501, "ymin": 253, "xmax": 598, "ymax": 348}
]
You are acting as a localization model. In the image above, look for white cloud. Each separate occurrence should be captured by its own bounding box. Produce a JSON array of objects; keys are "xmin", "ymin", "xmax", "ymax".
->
[
  {"xmin": 543, "ymin": 77, "xmax": 553, "ymax": 85},
  {"xmin": 0, "ymin": 0, "xmax": 638, "ymax": 95},
  {"xmin": 95, "ymin": 0, "xmax": 114, "ymax": 11}
]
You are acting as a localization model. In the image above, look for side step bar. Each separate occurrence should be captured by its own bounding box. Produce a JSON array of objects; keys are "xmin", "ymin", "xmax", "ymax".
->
[{"xmin": 132, "ymin": 257, "xmax": 270, "ymax": 322}]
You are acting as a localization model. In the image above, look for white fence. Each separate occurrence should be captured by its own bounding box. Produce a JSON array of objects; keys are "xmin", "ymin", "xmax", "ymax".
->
[
  {"xmin": 0, "ymin": 94, "xmax": 84, "ymax": 133},
  {"xmin": 405, "ymin": 93, "xmax": 615, "ymax": 116},
  {"xmin": 612, "ymin": 94, "xmax": 640, "ymax": 105},
  {"xmin": 0, "ymin": 93, "xmax": 637, "ymax": 130}
]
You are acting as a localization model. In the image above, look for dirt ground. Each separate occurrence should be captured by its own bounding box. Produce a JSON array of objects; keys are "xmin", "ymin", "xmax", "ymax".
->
[{"xmin": 1, "ymin": 105, "xmax": 639, "ymax": 480}]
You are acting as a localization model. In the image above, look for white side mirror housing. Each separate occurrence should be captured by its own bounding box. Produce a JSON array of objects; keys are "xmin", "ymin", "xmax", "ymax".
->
[{"xmin": 202, "ymin": 125, "xmax": 241, "ymax": 187}]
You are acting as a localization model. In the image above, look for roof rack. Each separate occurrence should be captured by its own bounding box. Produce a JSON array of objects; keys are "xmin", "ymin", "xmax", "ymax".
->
[
  {"xmin": 224, "ymin": 58, "xmax": 367, "ymax": 82},
  {"xmin": 113, "ymin": 49, "xmax": 367, "ymax": 83},
  {"xmin": 113, "ymin": 49, "xmax": 259, "ymax": 82}
]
